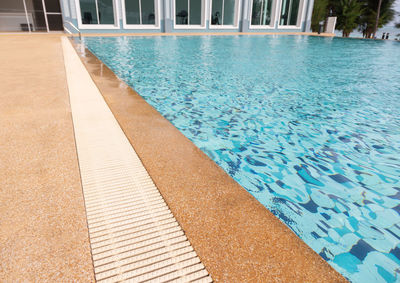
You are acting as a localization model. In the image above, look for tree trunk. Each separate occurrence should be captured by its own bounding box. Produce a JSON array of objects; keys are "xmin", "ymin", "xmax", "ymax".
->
[{"xmin": 373, "ymin": 0, "xmax": 383, "ymax": 38}]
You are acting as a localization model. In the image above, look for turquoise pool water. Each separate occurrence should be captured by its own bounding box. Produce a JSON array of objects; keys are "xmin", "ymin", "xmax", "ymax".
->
[{"xmin": 82, "ymin": 35, "xmax": 400, "ymax": 282}]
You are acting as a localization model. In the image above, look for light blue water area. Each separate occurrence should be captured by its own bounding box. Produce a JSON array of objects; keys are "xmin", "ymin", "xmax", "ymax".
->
[{"xmin": 82, "ymin": 35, "xmax": 400, "ymax": 282}]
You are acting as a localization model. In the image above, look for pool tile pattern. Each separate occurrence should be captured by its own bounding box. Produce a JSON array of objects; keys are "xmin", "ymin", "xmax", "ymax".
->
[
  {"xmin": 74, "ymin": 39, "xmax": 346, "ymax": 282},
  {"xmin": 82, "ymin": 35, "xmax": 400, "ymax": 282}
]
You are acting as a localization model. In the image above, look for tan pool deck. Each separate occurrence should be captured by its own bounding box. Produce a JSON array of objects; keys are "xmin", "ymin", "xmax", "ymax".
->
[
  {"xmin": 0, "ymin": 33, "xmax": 345, "ymax": 282},
  {"xmin": 0, "ymin": 34, "xmax": 94, "ymax": 281}
]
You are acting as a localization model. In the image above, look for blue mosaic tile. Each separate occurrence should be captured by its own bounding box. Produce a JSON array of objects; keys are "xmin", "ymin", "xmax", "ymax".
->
[
  {"xmin": 82, "ymin": 35, "xmax": 400, "ymax": 282},
  {"xmin": 350, "ymin": 240, "xmax": 376, "ymax": 261},
  {"xmin": 330, "ymin": 173, "xmax": 353, "ymax": 184}
]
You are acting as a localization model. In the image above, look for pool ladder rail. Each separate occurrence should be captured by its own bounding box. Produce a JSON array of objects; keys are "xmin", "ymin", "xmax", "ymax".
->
[{"xmin": 63, "ymin": 20, "xmax": 82, "ymax": 40}]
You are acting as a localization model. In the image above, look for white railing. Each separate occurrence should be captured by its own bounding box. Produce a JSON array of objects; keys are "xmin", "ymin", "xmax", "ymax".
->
[{"xmin": 63, "ymin": 20, "xmax": 82, "ymax": 40}]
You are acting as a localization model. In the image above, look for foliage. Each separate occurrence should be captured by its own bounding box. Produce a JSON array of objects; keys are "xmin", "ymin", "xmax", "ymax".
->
[
  {"xmin": 317, "ymin": 0, "xmax": 397, "ymax": 37},
  {"xmin": 358, "ymin": 0, "xmax": 396, "ymax": 38},
  {"xmin": 311, "ymin": 0, "xmax": 329, "ymax": 32},
  {"xmin": 333, "ymin": 0, "xmax": 363, "ymax": 37}
]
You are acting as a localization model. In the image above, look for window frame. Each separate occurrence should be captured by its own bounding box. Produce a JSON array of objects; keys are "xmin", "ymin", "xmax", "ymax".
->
[
  {"xmin": 173, "ymin": 0, "xmax": 206, "ymax": 29},
  {"xmin": 74, "ymin": 0, "xmax": 120, "ymax": 29},
  {"xmin": 122, "ymin": 0, "xmax": 161, "ymax": 29},
  {"xmin": 209, "ymin": 0, "xmax": 241, "ymax": 29},
  {"xmin": 277, "ymin": 0, "xmax": 305, "ymax": 29},
  {"xmin": 248, "ymin": 0, "xmax": 278, "ymax": 30}
]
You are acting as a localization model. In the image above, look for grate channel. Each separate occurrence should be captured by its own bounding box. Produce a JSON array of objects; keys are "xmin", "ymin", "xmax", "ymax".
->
[{"xmin": 62, "ymin": 37, "xmax": 212, "ymax": 283}]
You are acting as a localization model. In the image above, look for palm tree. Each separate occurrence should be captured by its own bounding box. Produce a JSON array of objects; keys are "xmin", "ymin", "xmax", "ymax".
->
[
  {"xmin": 334, "ymin": 0, "xmax": 363, "ymax": 37},
  {"xmin": 372, "ymin": 0, "xmax": 383, "ymax": 38},
  {"xmin": 311, "ymin": 0, "xmax": 329, "ymax": 32},
  {"xmin": 358, "ymin": 0, "xmax": 396, "ymax": 38}
]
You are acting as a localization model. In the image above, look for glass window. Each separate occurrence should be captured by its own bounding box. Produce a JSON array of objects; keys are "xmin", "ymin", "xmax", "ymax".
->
[
  {"xmin": 211, "ymin": 0, "xmax": 222, "ymax": 25},
  {"xmin": 189, "ymin": 0, "xmax": 201, "ymax": 25},
  {"xmin": 141, "ymin": 0, "xmax": 155, "ymax": 24},
  {"xmin": 25, "ymin": 0, "xmax": 47, "ymax": 31},
  {"xmin": 280, "ymin": 0, "xmax": 300, "ymax": 26},
  {"xmin": 175, "ymin": 0, "xmax": 202, "ymax": 25},
  {"xmin": 211, "ymin": 0, "xmax": 236, "ymax": 26},
  {"xmin": 44, "ymin": 0, "xmax": 61, "ymax": 13},
  {"xmin": 251, "ymin": 0, "xmax": 273, "ymax": 26},
  {"xmin": 0, "ymin": 0, "xmax": 64, "ymax": 32},
  {"xmin": 47, "ymin": 14, "xmax": 64, "ymax": 30},
  {"xmin": 98, "ymin": 0, "xmax": 114, "ymax": 24},
  {"xmin": 125, "ymin": 0, "xmax": 140, "ymax": 24},
  {"xmin": 79, "ymin": 0, "xmax": 115, "ymax": 25},
  {"xmin": 80, "ymin": 0, "xmax": 98, "ymax": 24},
  {"xmin": 44, "ymin": 0, "xmax": 63, "ymax": 31},
  {"xmin": 125, "ymin": 0, "xmax": 156, "ymax": 25},
  {"xmin": 0, "ymin": 0, "xmax": 29, "ymax": 32},
  {"xmin": 223, "ymin": 0, "xmax": 235, "ymax": 25},
  {"xmin": 176, "ymin": 0, "xmax": 188, "ymax": 24}
]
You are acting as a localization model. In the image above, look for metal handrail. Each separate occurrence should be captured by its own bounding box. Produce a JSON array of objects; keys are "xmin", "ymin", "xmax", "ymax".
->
[{"xmin": 63, "ymin": 20, "xmax": 82, "ymax": 40}]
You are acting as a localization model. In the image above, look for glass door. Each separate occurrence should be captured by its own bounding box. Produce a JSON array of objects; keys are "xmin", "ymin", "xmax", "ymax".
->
[
  {"xmin": 251, "ymin": 0, "xmax": 273, "ymax": 26},
  {"xmin": 44, "ymin": 0, "xmax": 63, "ymax": 31},
  {"xmin": 78, "ymin": 0, "xmax": 116, "ymax": 26},
  {"xmin": 0, "ymin": 0, "xmax": 32, "ymax": 32},
  {"xmin": 0, "ymin": 0, "xmax": 63, "ymax": 32},
  {"xmin": 24, "ymin": 0, "xmax": 47, "ymax": 31},
  {"xmin": 175, "ymin": 0, "xmax": 203, "ymax": 26}
]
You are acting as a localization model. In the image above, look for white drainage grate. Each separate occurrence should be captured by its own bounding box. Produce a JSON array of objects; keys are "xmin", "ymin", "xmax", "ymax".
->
[{"xmin": 62, "ymin": 37, "xmax": 212, "ymax": 283}]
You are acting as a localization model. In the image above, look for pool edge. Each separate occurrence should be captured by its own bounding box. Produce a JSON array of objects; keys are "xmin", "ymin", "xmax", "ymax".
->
[{"xmin": 70, "ymin": 36, "xmax": 348, "ymax": 283}]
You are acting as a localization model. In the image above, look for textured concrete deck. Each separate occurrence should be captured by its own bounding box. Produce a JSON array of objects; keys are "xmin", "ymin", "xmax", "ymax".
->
[{"xmin": 0, "ymin": 35, "xmax": 94, "ymax": 281}]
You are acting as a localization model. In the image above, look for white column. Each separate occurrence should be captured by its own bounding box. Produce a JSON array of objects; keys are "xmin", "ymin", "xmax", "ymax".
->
[{"xmin": 240, "ymin": 0, "xmax": 250, "ymax": 32}]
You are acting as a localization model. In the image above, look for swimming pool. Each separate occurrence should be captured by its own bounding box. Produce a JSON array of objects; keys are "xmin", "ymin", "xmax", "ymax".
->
[{"xmin": 82, "ymin": 35, "xmax": 400, "ymax": 282}]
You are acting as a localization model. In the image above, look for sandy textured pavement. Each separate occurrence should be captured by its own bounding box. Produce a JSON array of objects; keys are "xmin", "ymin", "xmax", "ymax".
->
[{"xmin": 0, "ymin": 34, "xmax": 94, "ymax": 282}]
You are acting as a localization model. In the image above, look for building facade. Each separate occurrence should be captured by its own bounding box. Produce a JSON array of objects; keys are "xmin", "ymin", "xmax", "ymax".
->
[{"xmin": 0, "ymin": 0, "xmax": 314, "ymax": 33}]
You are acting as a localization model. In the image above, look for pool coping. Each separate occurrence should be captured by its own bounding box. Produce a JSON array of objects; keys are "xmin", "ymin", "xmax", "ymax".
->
[
  {"xmin": 70, "ymin": 36, "xmax": 347, "ymax": 282},
  {"xmin": 62, "ymin": 37, "xmax": 212, "ymax": 281},
  {"xmin": 0, "ymin": 32, "xmax": 335, "ymax": 37},
  {"xmin": 71, "ymin": 31, "xmax": 336, "ymax": 37}
]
